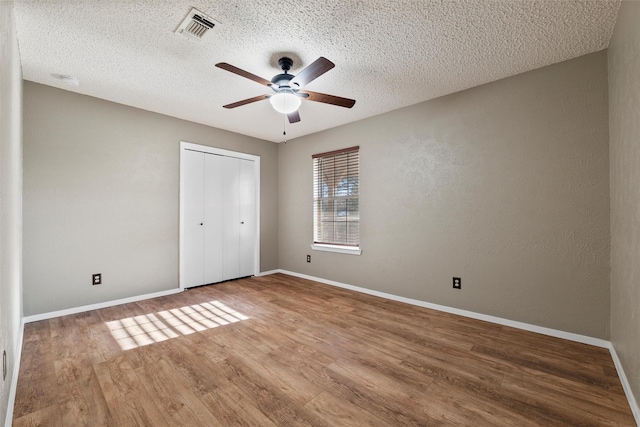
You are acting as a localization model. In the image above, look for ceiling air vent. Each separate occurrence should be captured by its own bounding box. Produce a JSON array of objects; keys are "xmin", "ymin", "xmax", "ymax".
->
[{"xmin": 175, "ymin": 8, "xmax": 219, "ymax": 41}]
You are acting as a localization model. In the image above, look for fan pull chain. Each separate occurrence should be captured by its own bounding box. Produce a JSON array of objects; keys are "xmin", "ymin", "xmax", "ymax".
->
[{"xmin": 282, "ymin": 114, "xmax": 287, "ymax": 143}]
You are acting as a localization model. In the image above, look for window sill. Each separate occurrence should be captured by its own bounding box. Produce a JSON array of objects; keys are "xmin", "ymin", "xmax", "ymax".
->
[{"xmin": 311, "ymin": 244, "xmax": 362, "ymax": 255}]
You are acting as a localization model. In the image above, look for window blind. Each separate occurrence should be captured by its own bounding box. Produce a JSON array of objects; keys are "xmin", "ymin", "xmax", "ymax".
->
[{"xmin": 313, "ymin": 146, "xmax": 359, "ymax": 247}]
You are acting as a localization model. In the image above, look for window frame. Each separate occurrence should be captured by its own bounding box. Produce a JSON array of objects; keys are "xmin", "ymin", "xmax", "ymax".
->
[{"xmin": 311, "ymin": 146, "xmax": 362, "ymax": 256}]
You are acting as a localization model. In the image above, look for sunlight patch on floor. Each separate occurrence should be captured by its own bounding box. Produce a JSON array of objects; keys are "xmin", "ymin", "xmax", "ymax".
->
[{"xmin": 105, "ymin": 300, "xmax": 249, "ymax": 350}]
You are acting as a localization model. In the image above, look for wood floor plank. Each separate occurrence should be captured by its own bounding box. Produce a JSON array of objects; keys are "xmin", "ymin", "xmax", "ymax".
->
[
  {"xmin": 13, "ymin": 274, "xmax": 636, "ymax": 426},
  {"xmin": 400, "ymin": 344, "xmax": 505, "ymax": 388},
  {"xmin": 54, "ymin": 352, "xmax": 94, "ymax": 386},
  {"xmin": 220, "ymin": 355, "xmax": 330, "ymax": 427},
  {"xmin": 157, "ymin": 336, "xmax": 231, "ymax": 395},
  {"xmin": 304, "ymin": 391, "xmax": 389, "ymax": 427},
  {"xmin": 472, "ymin": 343, "xmax": 621, "ymax": 390},
  {"xmin": 136, "ymin": 358, "xmax": 220, "ymax": 427},
  {"xmin": 59, "ymin": 368, "xmax": 114, "ymax": 427},
  {"xmin": 231, "ymin": 340, "xmax": 324, "ymax": 404},
  {"xmin": 500, "ymin": 371, "xmax": 633, "ymax": 425},
  {"xmin": 13, "ymin": 404, "xmax": 63, "ymax": 427},
  {"xmin": 12, "ymin": 328, "xmax": 57, "ymax": 418},
  {"xmin": 321, "ymin": 361, "xmax": 443, "ymax": 426},
  {"xmin": 329, "ymin": 357, "xmax": 437, "ymax": 416},
  {"xmin": 200, "ymin": 384, "xmax": 279, "ymax": 427},
  {"xmin": 422, "ymin": 379, "xmax": 543, "ymax": 427},
  {"xmin": 93, "ymin": 355, "xmax": 170, "ymax": 427}
]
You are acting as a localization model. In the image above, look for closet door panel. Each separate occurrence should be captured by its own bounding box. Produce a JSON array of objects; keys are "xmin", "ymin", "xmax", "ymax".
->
[
  {"xmin": 203, "ymin": 154, "xmax": 224, "ymax": 284},
  {"xmin": 222, "ymin": 156, "xmax": 241, "ymax": 281},
  {"xmin": 182, "ymin": 150, "xmax": 205, "ymax": 288},
  {"xmin": 239, "ymin": 158, "xmax": 256, "ymax": 277}
]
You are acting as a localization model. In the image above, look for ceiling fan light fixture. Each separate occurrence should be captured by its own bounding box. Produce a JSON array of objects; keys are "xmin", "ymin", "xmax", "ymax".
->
[{"xmin": 270, "ymin": 92, "xmax": 301, "ymax": 114}]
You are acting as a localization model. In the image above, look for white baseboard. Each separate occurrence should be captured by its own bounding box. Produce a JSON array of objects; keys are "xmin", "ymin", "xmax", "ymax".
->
[
  {"xmin": 5, "ymin": 318, "xmax": 24, "ymax": 427},
  {"xmin": 256, "ymin": 269, "xmax": 280, "ymax": 277},
  {"xmin": 276, "ymin": 270, "xmax": 608, "ymax": 348},
  {"xmin": 609, "ymin": 344, "xmax": 640, "ymax": 425},
  {"xmin": 23, "ymin": 288, "xmax": 183, "ymax": 323}
]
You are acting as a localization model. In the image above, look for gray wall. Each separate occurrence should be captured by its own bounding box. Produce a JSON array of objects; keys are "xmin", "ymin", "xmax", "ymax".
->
[
  {"xmin": 279, "ymin": 51, "xmax": 610, "ymax": 339},
  {"xmin": 609, "ymin": 0, "xmax": 640, "ymax": 413},
  {"xmin": 0, "ymin": 1, "xmax": 23, "ymax": 424},
  {"xmin": 23, "ymin": 82, "xmax": 279, "ymax": 316}
]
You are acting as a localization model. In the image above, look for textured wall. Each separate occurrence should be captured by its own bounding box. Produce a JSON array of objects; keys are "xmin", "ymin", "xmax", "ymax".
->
[
  {"xmin": 23, "ymin": 83, "xmax": 278, "ymax": 316},
  {"xmin": 279, "ymin": 51, "xmax": 610, "ymax": 338},
  {"xmin": 0, "ymin": 1, "xmax": 23, "ymax": 423},
  {"xmin": 609, "ymin": 0, "xmax": 640, "ymax": 414}
]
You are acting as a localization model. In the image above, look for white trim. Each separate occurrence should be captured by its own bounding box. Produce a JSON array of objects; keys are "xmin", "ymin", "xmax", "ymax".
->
[
  {"xmin": 609, "ymin": 344, "xmax": 640, "ymax": 425},
  {"xmin": 179, "ymin": 141, "xmax": 261, "ymax": 290},
  {"xmin": 274, "ymin": 269, "xmax": 609, "ymax": 347},
  {"xmin": 4, "ymin": 319, "xmax": 24, "ymax": 427},
  {"xmin": 311, "ymin": 244, "xmax": 362, "ymax": 255},
  {"xmin": 23, "ymin": 288, "xmax": 182, "ymax": 323},
  {"xmin": 256, "ymin": 269, "xmax": 280, "ymax": 277}
]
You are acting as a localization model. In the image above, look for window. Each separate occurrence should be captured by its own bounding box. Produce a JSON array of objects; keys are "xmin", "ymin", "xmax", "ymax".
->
[{"xmin": 313, "ymin": 146, "xmax": 360, "ymax": 252}]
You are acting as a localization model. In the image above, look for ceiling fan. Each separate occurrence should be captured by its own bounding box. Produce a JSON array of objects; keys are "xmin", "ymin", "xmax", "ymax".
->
[{"xmin": 215, "ymin": 57, "xmax": 356, "ymax": 124}]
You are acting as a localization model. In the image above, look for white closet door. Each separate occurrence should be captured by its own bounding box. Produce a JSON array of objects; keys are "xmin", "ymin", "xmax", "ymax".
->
[
  {"xmin": 239, "ymin": 158, "xmax": 256, "ymax": 277},
  {"xmin": 181, "ymin": 143, "xmax": 258, "ymax": 289},
  {"xmin": 222, "ymin": 156, "xmax": 241, "ymax": 281},
  {"xmin": 182, "ymin": 150, "xmax": 205, "ymax": 288},
  {"xmin": 203, "ymin": 154, "xmax": 224, "ymax": 284}
]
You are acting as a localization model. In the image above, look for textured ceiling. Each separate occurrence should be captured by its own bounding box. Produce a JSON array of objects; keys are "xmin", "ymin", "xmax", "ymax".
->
[{"xmin": 14, "ymin": 0, "xmax": 620, "ymax": 143}]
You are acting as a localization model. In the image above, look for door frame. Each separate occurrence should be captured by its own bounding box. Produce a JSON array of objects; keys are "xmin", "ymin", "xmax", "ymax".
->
[{"xmin": 179, "ymin": 141, "xmax": 261, "ymax": 290}]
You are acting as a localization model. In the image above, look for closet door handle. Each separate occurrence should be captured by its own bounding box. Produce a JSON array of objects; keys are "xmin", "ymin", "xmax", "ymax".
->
[
  {"xmin": 241, "ymin": 222, "xmax": 244, "ymax": 224},
  {"xmin": 200, "ymin": 223, "xmax": 203, "ymax": 226}
]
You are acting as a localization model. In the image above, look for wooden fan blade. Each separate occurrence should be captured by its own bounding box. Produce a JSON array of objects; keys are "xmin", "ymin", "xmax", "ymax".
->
[
  {"xmin": 301, "ymin": 90, "xmax": 356, "ymax": 108},
  {"xmin": 223, "ymin": 95, "xmax": 269, "ymax": 109},
  {"xmin": 216, "ymin": 63, "xmax": 273, "ymax": 87},
  {"xmin": 289, "ymin": 57, "xmax": 335, "ymax": 88},
  {"xmin": 287, "ymin": 110, "xmax": 301, "ymax": 123}
]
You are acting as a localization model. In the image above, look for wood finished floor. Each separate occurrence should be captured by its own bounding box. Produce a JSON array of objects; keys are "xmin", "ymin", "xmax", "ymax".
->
[{"xmin": 13, "ymin": 273, "xmax": 635, "ymax": 426}]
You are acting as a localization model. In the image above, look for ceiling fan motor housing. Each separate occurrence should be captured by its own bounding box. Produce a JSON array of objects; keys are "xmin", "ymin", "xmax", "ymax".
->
[
  {"xmin": 278, "ymin": 57, "xmax": 294, "ymax": 72},
  {"xmin": 271, "ymin": 73, "xmax": 294, "ymax": 90},
  {"xmin": 271, "ymin": 57, "xmax": 296, "ymax": 92}
]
